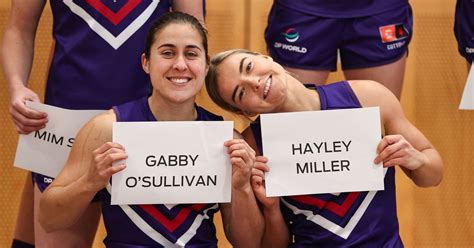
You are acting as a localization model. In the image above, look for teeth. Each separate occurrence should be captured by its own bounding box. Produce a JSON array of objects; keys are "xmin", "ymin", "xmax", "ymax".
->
[
  {"xmin": 170, "ymin": 78, "xmax": 189, "ymax": 84},
  {"xmin": 263, "ymin": 75, "xmax": 272, "ymax": 99}
]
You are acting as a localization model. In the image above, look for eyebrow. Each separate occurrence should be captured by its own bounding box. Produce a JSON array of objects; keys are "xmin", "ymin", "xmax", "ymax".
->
[
  {"xmin": 231, "ymin": 85, "xmax": 239, "ymax": 103},
  {"xmin": 157, "ymin": 44, "xmax": 202, "ymax": 51},
  {"xmin": 239, "ymin": 56, "xmax": 247, "ymax": 74},
  {"xmin": 233, "ymin": 56, "xmax": 248, "ymax": 103}
]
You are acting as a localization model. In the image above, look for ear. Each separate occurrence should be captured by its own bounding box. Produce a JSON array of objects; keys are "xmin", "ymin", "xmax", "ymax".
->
[{"xmin": 141, "ymin": 53, "xmax": 150, "ymax": 74}]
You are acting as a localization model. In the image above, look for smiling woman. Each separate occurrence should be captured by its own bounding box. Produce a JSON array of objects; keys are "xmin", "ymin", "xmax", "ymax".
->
[
  {"xmin": 205, "ymin": 48, "xmax": 444, "ymax": 247},
  {"xmin": 37, "ymin": 13, "xmax": 264, "ymax": 248}
]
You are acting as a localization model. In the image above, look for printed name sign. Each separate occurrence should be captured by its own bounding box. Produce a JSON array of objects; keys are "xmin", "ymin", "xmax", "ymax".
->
[
  {"xmin": 261, "ymin": 107, "xmax": 384, "ymax": 197},
  {"xmin": 14, "ymin": 101, "xmax": 105, "ymax": 177},
  {"xmin": 111, "ymin": 121, "xmax": 233, "ymax": 205},
  {"xmin": 459, "ymin": 62, "xmax": 474, "ymax": 110}
]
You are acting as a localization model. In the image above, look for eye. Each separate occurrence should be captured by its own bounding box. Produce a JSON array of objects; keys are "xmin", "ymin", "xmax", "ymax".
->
[
  {"xmin": 161, "ymin": 50, "xmax": 174, "ymax": 58},
  {"xmin": 185, "ymin": 50, "xmax": 199, "ymax": 58},
  {"xmin": 238, "ymin": 88, "xmax": 246, "ymax": 101},
  {"xmin": 245, "ymin": 61, "xmax": 253, "ymax": 73}
]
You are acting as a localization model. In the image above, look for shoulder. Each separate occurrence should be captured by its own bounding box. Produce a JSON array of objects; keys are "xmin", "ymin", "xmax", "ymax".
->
[
  {"xmin": 347, "ymin": 80, "xmax": 406, "ymax": 129},
  {"xmin": 347, "ymin": 80, "xmax": 399, "ymax": 108},
  {"xmin": 85, "ymin": 110, "xmax": 116, "ymax": 131},
  {"xmin": 75, "ymin": 110, "xmax": 116, "ymax": 145}
]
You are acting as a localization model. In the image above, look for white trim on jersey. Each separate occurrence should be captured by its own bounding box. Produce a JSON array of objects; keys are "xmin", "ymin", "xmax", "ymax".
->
[
  {"xmin": 63, "ymin": 0, "xmax": 160, "ymax": 49},
  {"xmin": 282, "ymin": 168, "xmax": 388, "ymax": 240},
  {"xmin": 106, "ymin": 184, "xmax": 219, "ymax": 247}
]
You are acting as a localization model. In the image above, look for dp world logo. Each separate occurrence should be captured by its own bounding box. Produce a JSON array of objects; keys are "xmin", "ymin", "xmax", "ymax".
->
[{"xmin": 282, "ymin": 28, "xmax": 299, "ymax": 43}]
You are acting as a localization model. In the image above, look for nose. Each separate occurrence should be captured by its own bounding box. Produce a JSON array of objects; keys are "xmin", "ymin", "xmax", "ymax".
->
[
  {"xmin": 173, "ymin": 55, "xmax": 188, "ymax": 71},
  {"xmin": 242, "ymin": 76, "xmax": 261, "ymax": 90}
]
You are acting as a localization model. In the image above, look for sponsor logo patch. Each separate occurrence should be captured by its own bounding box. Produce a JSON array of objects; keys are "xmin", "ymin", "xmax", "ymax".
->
[
  {"xmin": 379, "ymin": 23, "xmax": 409, "ymax": 43},
  {"xmin": 281, "ymin": 28, "xmax": 300, "ymax": 43}
]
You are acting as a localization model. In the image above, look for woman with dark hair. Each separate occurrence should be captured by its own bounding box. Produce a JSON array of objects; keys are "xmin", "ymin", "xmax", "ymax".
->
[{"xmin": 39, "ymin": 15, "xmax": 263, "ymax": 248}]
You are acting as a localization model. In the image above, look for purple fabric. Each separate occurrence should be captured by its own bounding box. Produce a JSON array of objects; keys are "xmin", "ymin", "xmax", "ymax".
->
[
  {"xmin": 265, "ymin": 3, "xmax": 413, "ymax": 72},
  {"xmin": 33, "ymin": 0, "xmax": 171, "ymax": 190},
  {"xmin": 274, "ymin": 0, "xmax": 408, "ymax": 18},
  {"xmin": 99, "ymin": 96, "xmax": 222, "ymax": 247},
  {"xmin": 250, "ymin": 81, "xmax": 403, "ymax": 247},
  {"xmin": 454, "ymin": 0, "xmax": 474, "ymax": 63}
]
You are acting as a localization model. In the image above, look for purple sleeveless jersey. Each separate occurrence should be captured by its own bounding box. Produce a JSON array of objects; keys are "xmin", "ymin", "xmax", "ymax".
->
[
  {"xmin": 96, "ymin": 96, "xmax": 223, "ymax": 247},
  {"xmin": 251, "ymin": 81, "xmax": 403, "ymax": 247},
  {"xmin": 33, "ymin": 0, "xmax": 171, "ymax": 190},
  {"xmin": 274, "ymin": 0, "xmax": 409, "ymax": 18},
  {"xmin": 45, "ymin": 0, "xmax": 171, "ymax": 109}
]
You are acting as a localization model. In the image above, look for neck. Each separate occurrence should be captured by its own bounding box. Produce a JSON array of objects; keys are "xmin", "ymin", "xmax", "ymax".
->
[
  {"xmin": 148, "ymin": 95, "xmax": 197, "ymax": 121},
  {"xmin": 277, "ymin": 75, "xmax": 321, "ymax": 112}
]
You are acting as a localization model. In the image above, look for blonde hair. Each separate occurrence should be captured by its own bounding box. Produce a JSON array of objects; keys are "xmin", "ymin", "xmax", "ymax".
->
[{"xmin": 205, "ymin": 49, "xmax": 259, "ymax": 113}]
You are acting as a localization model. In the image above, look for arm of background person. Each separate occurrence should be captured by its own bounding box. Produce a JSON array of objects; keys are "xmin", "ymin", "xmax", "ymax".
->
[
  {"xmin": 172, "ymin": 0, "xmax": 205, "ymax": 25},
  {"xmin": 350, "ymin": 80, "xmax": 443, "ymax": 187},
  {"xmin": 242, "ymin": 127, "xmax": 290, "ymax": 248},
  {"xmin": 219, "ymin": 131, "xmax": 264, "ymax": 248},
  {"xmin": 2, "ymin": 0, "xmax": 48, "ymax": 134},
  {"xmin": 39, "ymin": 111, "xmax": 127, "ymax": 232}
]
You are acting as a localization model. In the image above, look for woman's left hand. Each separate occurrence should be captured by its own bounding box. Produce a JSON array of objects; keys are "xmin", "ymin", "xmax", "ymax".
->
[
  {"xmin": 224, "ymin": 139, "xmax": 256, "ymax": 189},
  {"xmin": 374, "ymin": 134, "xmax": 428, "ymax": 171}
]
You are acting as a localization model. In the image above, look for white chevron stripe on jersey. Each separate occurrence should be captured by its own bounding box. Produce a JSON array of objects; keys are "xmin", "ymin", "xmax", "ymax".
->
[
  {"xmin": 63, "ymin": 0, "xmax": 160, "ymax": 49},
  {"xmin": 106, "ymin": 184, "xmax": 219, "ymax": 247},
  {"xmin": 282, "ymin": 168, "xmax": 387, "ymax": 239}
]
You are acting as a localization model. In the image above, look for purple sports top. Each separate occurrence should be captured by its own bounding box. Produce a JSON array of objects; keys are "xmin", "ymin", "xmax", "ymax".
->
[
  {"xmin": 45, "ymin": 0, "xmax": 171, "ymax": 109},
  {"xmin": 250, "ymin": 81, "xmax": 403, "ymax": 247},
  {"xmin": 274, "ymin": 0, "xmax": 409, "ymax": 18},
  {"xmin": 98, "ymin": 96, "xmax": 223, "ymax": 247}
]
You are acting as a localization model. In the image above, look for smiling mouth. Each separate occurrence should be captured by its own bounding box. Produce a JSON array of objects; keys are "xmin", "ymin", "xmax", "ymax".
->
[
  {"xmin": 263, "ymin": 75, "xmax": 272, "ymax": 99},
  {"xmin": 168, "ymin": 77, "xmax": 191, "ymax": 85}
]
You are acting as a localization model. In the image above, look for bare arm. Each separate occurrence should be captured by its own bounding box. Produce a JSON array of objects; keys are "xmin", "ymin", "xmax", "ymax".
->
[
  {"xmin": 350, "ymin": 80, "xmax": 443, "ymax": 187},
  {"xmin": 39, "ymin": 111, "xmax": 127, "ymax": 232},
  {"xmin": 2, "ymin": 0, "xmax": 48, "ymax": 134},
  {"xmin": 219, "ymin": 131, "xmax": 263, "ymax": 248},
  {"xmin": 172, "ymin": 0, "xmax": 205, "ymax": 25},
  {"xmin": 242, "ymin": 127, "xmax": 290, "ymax": 248}
]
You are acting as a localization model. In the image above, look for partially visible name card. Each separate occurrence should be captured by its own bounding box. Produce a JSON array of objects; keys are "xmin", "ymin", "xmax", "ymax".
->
[
  {"xmin": 14, "ymin": 101, "xmax": 105, "ymax": 177},
  {"xmin": 111, "ymin": 121, "xmax": 233, "ymax": 205},
  {"xmin": 261, "ymin": 107, "xmax": 384, "ymax": 197},
  {"xmin": 459, "ymin": 62, "xmax": 474, "ymax": 110}
]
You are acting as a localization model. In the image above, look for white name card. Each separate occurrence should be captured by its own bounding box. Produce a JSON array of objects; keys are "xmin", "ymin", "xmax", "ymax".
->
[
  {"xmin": 111, "ymin": 121, "xmax": 233, "ymax": 205},
  {"xmin": 261, "ymin": 107, "xmax": 384, "ymax": 197},
  {"xmin": 459, "ymin": 62, "xmax": 474, "ymax": 110},
  {"xmin": 14, "ymin": 101, "xmax": 105, "ymax": 177}
]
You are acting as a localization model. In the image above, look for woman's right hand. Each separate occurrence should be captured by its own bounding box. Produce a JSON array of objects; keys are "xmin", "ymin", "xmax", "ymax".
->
[
  {"xmin": 9, "ymin": 85, "xmax": 47, "ymax": 134},
  {"xmin": 251, "ymin": 156, "xmax": 280, "ymax": 210},
  {"xmin": 86, "ymin": 142, "xmax": 128, "ymax": 192}
]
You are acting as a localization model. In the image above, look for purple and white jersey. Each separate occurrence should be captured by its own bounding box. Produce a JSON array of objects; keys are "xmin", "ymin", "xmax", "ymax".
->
[
  {"xmin": 45, "ymin": 0, "xmax": 171, "ymax": 110},
  {"xmin": 274, "ymin": 0, "xmax": 408, "ymax": 18},
  {"xmin": 99, "ymin": 96, "xmax": 224, "ymax": 247},
  {"xmin": 250, "ymin": 81, "xmax": 403, "ymax": 247}
]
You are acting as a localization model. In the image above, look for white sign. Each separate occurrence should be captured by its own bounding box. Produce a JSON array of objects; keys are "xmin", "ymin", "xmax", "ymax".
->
[
  {"xmin": 14, "ymin": 102, "xmax": 105, "ymax": 177},
  {"xmin": 111, "ymin": 121, "xmax": 233, "ymax": 205},
  {"xmin": 459, "ymin": 62, "xmax": 474, "ymax": 110},
  {"xmin": 261, "ymin": 107, "xmax": 384, "ymax": 197}
]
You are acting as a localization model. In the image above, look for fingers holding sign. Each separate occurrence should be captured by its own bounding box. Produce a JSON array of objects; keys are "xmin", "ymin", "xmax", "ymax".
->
[
  {"xmin": 9, "ymin": 86, "xmax": 48, "ymax": 134},
  {"xmin": 87, "ymin": 142, "xmax": 128, "ymax": 191},
  {"xmin": 374, "ymin": 134, "xmax": 427, "ymax": 171},
  {"xmin": 224, "ymin": 139, "xmax": 256, "ymax": 189},
  {"xmin": 251, "ymin": 156, "xmax": 279, "ymax": 209}
]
